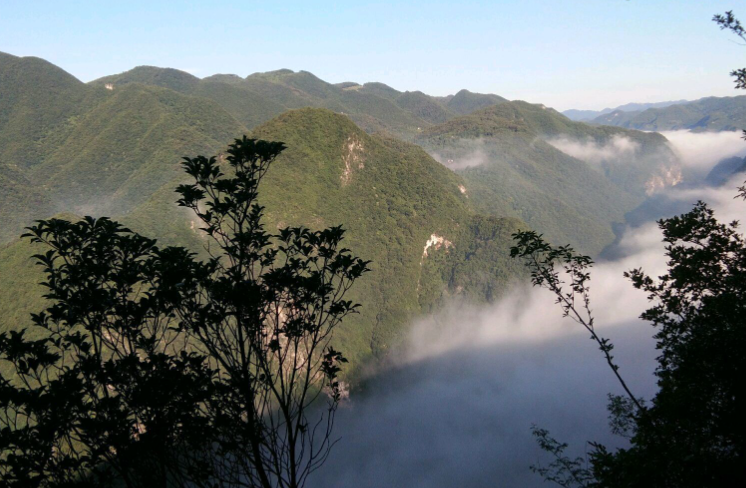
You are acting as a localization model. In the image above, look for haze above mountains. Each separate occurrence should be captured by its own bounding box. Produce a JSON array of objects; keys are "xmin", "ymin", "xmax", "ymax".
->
[{"xmin": 2, "ymin": 50, "xmax": 745, "ymax": 375}]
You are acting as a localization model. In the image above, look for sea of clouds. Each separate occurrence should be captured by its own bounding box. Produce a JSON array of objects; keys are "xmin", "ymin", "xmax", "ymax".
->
[{"xmin": 309, "ymin": 130, "xmax": 746, "ymax": 488}]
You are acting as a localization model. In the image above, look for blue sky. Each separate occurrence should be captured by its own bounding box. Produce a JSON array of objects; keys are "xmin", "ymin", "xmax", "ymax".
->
[{"xmin": 1, "ymin": 0, "xmax": 744, "ymax": 110}]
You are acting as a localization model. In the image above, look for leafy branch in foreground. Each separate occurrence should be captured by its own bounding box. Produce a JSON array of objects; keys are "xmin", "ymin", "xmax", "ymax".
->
[
  {"xmin": 0, "ymin": 217, "xmax": 216, "ymax": 488},
  {"xmin": 174, "ymin": 136, "xmax": 370, "ymax": 488},
  {"xmin": 511, "ymin": 198, "xmax": 746, "ymax": 487},
  {"xmin": 714, "ymin": 10, "xmax": 746, "ymax": 142},
  {"xmin": 509, "ymin": 231, "xmax": 643, "ymax": 413},
  {"xmin": 529, "ymin": 426, "xmax": 594, "ymax": 488}
]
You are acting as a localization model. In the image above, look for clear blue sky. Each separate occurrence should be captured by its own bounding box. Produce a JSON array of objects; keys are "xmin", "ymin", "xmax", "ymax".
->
[{"xmin": 1, "ymin": 0, "xmax": 744, "ymax": 110}]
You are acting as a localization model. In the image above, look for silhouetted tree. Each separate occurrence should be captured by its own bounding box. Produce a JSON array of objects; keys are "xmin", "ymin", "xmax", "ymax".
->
[
  {"xmin": 714, "ymin": 9, "xmax": 746, "ymax": 195},
  {"xmin": 0, "ymin": 217, "xmax": 216, "ymax": 488},
  {"xmin": 172, "ymin": 137, "xmax": 370, "ymax": 488},
  {"xmin": 0, "ymin": 137, "xmax": 369, "ymax": 488},
  {"xmin": 512, "ymin": 198, "xmax": 746, "ymax": 487}
]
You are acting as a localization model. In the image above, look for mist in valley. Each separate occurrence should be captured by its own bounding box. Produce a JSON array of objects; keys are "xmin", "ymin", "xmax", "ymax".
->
[
  {"xmin": 428, "ymin": 138, "xmax": 491, "ymax": 170},
  {"xmin": 547, "ymin": 134, "xmax": 641, "ymax": 166},
  {"xmin": 309, "ymin": 130, "xmax": 746, "ymax": 487}
]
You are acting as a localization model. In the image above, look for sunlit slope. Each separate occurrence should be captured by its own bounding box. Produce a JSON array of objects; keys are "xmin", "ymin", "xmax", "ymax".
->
[
  {"xmin": 248, "ymin": 108, "xmax": 525, "ymax": 361},
  {"xmin": 29, "ymin": 83, "xmax": 246, "ymax": 215},
  {"xmin": 415, "ymin": 102, "xmax": 675, "ymax": 254},
  {"xmin": 0, "ymin": 52, "xmax": 104, "ymax": 168},
  {"xmin": 593, "ymin": 95, "xmax": 746, "ymax": 132}
]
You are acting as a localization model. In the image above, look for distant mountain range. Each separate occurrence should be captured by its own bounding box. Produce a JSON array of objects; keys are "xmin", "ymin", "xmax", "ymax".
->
[
  {"xmin": 563, "ymin": 100, "xmax": 690, "ymax": 121},
  {"xmin": 564, "ymin": 95, "xmax": 746, "ymax": 133},
  {"xmin": 0, "ymin": 50, "xmax": 691, "ymax": 372},
  {"xmin": 591, "ymin": 95, "xmax": 746, "ymax": 132}
]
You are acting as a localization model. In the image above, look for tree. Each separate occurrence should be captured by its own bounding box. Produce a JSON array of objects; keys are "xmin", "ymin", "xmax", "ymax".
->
[
  {"xmin": 512, "ymin": 199, "xmax": 746, "ymax": 487},
  {"xmin": 0, "ymin": 217, "xmax": 216, "ymax": 488},
  {"xmin": 172, "ymin": 137, "xmax": 370, "ymax": 488},
  {"xmin": 0, "ymin": 137, "xmax": 369, "ymax": 488}
]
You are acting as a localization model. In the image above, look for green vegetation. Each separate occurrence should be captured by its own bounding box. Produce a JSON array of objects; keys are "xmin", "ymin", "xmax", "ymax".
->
[
  {"xmin": 30, "ymin": 83, "xmax": 245, "ymax": 214},
  {"xmin": 0, "ymin": 51, "xmax": 676, "ymax": 373},
  {"xmin": 0, "ymin": 102, "xmax": 525, "ymax": 372},
  {"xmin": 513, "ymin": 199, "xmax": 746, "ymax": 487},
  {"xmin": 89, "ymin": 64, "xmax": 509, "ymax": 140},
  {"xmin": 0, "ymin": 139, "xmax": 370, "ymax": 488},
  {"xmin": 0, "ymin": 163, "xmax": 54, "ymax": 243},
  {"xmin": 415, "ymin": 101, "xmax": 678, "ymax": 254},
  {"xmin": 593, "ymin": 95, "xmax": 746, "ymax": 132},
  {"xmin": 0, "ymin": 52, "xmax": 104, "ymax": 169},
  {"xmin": 247, "ymin": 108, "xmax": 525, "ymax": 360},
  {"xmin": 445, "ymin": 89, "xmax": 508, "ymax": 115}
]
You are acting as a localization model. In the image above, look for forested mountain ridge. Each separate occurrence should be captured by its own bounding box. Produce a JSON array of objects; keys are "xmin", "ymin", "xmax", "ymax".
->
[
  {"xmin": 563, "ymin": 99, "xmax": 689, "ymax": 121},
  {"xmin": 592, "ymin": 95, "xmax": 746, "ymax": 131},
  {"xmin": 90, "ymin": 65, "xmax": 509, "ymax": 139},
  {"xmin": 0, "ymin": 51, "xmax": 681, "ymax": 372},
  {"xmin": 0, "ymin": 69, "xmax": 526, "ymax": 368},
  {"xmin": 415, "ymin": 101, "xmax": 680, "ymax": 254}
]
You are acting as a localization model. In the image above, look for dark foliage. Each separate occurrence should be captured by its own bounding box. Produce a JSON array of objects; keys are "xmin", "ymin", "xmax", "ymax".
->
[
  {"xmin": 173, "ymin": 136, "xmax": 370, "ymax": 488},
  {"xmin": 511, "ymin": 199, "xmax": 746, "ymax": 487},
  {"xmin": 0, "ymin": 137, "xmax": 369, "ymax": 488},
  {"xmin": 0, "ymin": 217, "xmax": 216, "ymax": 487}
]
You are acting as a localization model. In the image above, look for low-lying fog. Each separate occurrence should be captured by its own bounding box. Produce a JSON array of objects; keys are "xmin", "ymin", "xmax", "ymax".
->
[{"xmin": 309, "ymin": 130, "xmax": 746, "ymax": 487}]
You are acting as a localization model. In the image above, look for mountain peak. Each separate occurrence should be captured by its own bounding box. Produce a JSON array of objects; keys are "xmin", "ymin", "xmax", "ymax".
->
[{"xmin": 90, "ymin": 65, "xmax": 199, "ymax": 92}]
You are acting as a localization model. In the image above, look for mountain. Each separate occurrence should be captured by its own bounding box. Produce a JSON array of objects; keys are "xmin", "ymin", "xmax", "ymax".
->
[
  {"xmin": 705, "ymin": 155, "xmax": 746, "ymax": 187},
  {"xmin": 563, "ymin": 99, "xmax": 689, "ymax": 121},
  {"xmin": 0, "ymin": 162, "xmax": 55, "ymax": 242},
  {"xmin": 90, "ymin": 66, "xmax": 508, "ymax": 139},
  {"xmin": 0, "ymin": 51, "xmax": 681, "ymax": 372},
  {"xmin": 0, "ymin": 102, "xmax": 527, "ymax": 369},
  {"xmin": 445, "ymin": 89, "xmax": 508, "ymax": 115},
  {"xmin": 30, "ymin": 83, "xmax": 246, "ymax": 214},
  {"xmin": 243, "ymin": 109, "xmax": 526, "ymax": 360},
  {"xmin": 592, "ymin": 95, "xmax": 746, "ymax": 131},
  {"xmin": 415, "ymin": 101, "xmax": 680, "ymax": 254},
  {"xmin": 0, "ymin": 53, "xmax": 246, "ymax": 223},
  {"xmin": 0, "ymin": 52, "xmax": 105, "ymax": 168}
]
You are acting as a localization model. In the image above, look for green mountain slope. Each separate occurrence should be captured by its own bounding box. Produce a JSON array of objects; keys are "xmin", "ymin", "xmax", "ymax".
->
[
  {"xmin": 0, "ymin": 52, "xmax": 103, "ymax": 168},
  {"xmin": 90, "ymin": 65, "xmax": 508, "ymax": 140},
  {"xmin": 93, "ymin": 65, "xmax": 200, "ymax": 92},
  {"xmin": 30, "ymin": 83, "xmax": 246, "ymax": 215},
  {"xmin": 0, "ymin": 162, "xmax": 55, "ymax": 242},
  {"xmin": 395, "ymin": 91, "xmax": 455, "ymax": 124},
  {"xmin": 0, "ymin": 107, "xmax": 526, "ymax": 372},
  {"xmin": 592, "ymin": 95, "xmax": 746, "ymax": 132},
  {"xmin": 446, "ymin": 89, "xmax": 507, "ymax": 115},
  {"xmin": 415, "ymin": 102, "xmax": 679, "ymax": 254},
  {"xmin": 1, "ymin": 54, "xmax": 247, "ymax": 240},
  {"xmin": 5, "ymin": 53, "xmax": 686, "ymax": 373},
  {"xmin": 248, "ymin": 108, "xmax": 525, "ymax": 361}
]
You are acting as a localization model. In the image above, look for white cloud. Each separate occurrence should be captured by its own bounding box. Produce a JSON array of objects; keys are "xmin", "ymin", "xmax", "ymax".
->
[
  {"xmin": 547, "ymin": 135, "xmax": 640, "ymax": 165},
  {"xmin": 659, "ymin": 130, "xmax": 746, "ymax": 175},
  {"xmin": 428, "ymin": 138, "xmax": 490, "ymax": 170}
]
